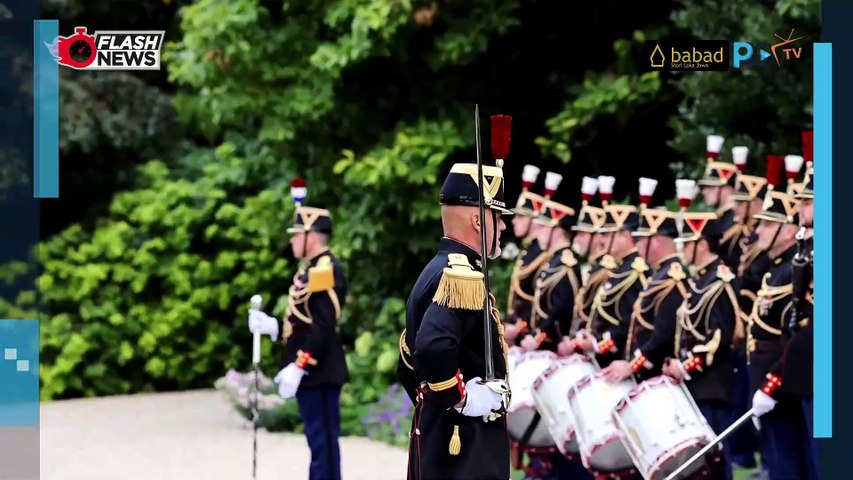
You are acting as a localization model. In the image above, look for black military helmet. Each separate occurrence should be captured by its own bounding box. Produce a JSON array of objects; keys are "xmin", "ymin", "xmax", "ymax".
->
[
  {"xmin": 439, "ymin": 163, "xmax": 513, "ymax": 215},
  {"xmin": 599, "ymin": 204, "xmax": 641, "ymax": 233},
  {"xmin": 288, "ymin": 206, "xmax": 333, "ymax": 235},
  {"xmin": 754, "ymin": 190, "xmax": 800, "ymax": 225},
  {"xmin": 632, "ymin": 207, "xmax": 680, "ymax": 239},
  {"xmin": 535, "ymin": 199, "xmax": 576, "ymax": 231}
]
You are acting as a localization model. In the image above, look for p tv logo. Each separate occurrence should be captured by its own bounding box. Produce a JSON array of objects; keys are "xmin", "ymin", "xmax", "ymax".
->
[{"xmin": 732, "ymin": 30, "xmax": 806, "ymax": 68}]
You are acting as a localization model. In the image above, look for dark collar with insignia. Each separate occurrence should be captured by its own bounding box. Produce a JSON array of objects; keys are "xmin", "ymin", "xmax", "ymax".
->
[{"xmin": 438, "ymin": 237, "xmax": 483, "ymax": 271}]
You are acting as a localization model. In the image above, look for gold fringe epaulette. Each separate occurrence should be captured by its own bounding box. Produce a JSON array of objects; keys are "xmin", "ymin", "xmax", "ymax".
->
[
  {"xmin": 433, "ymin": 253, "xmax": 485, "ymax": 310},
  {"xmin": 307, "ymin": 256, "xmax": 335, "ymax": 292}
]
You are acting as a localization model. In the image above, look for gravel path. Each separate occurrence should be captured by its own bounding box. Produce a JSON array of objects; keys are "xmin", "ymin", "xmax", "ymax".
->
[{"xmin": 40, "ymin": 389, "xmax": 408, "ymax": 480}]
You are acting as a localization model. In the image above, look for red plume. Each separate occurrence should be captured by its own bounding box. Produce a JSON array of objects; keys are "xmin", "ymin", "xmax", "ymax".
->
[
  {"xmin": 291, "ymin": 178, "xmax": 306, "ymax": 188},
  {"xmin": 802, "ymin": 130, "xmax": 814, "ymax": 165},
  {"xmin": 490, "ymin": 115, "xmax": 512, "ymax": 160},
  {"xmin": 765, "ymin": 155, "xmax": 784, "ymax": 188}
]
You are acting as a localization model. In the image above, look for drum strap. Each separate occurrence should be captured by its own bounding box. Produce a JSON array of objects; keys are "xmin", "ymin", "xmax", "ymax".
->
[{"xmin": 517, "ymin": 412, "xmax": 542, "ymax": 452}]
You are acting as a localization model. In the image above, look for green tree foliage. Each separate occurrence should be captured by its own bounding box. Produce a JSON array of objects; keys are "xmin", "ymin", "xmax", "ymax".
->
[{"xmin": 0, "ymin": 1, "xmax": 816, "ymax": 440}]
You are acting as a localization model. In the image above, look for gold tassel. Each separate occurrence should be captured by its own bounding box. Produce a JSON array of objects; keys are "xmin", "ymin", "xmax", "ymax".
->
[
  {"xmin": 449, "ymin": 425, "xmax": 461, "ymax": 455},
  {"xmin": 432, "ymin": 254, "xmax": 485, "ymax": 310}
]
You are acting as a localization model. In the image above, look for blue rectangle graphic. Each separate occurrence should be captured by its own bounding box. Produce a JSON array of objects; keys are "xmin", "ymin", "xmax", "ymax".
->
[
  {"xmin": 0, "ymin": 320, "xmax": 39, "ymax": 428},
  {"xmin": 813, "ymin": 42, "xmax": 832, "ymax": 439},
  {"xmin": 33, "ymin": 19, "xmax": 59, "ymax": 198}
]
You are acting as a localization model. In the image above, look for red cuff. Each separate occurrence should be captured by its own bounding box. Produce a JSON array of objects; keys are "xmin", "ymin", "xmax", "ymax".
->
[
  {"xmin": 516, "ymin": 320, "xmax": 529, "ymax": 334},
  {"xmin": 631, "ymin": 353, "xmax": 651, "ymax": 374},
  {"xmin": 295, "ymin": 350, "xmax": 318, "ymax": 369},
  {"xmin": 683, "ymin": 355, "xmax": 704, "ymax": 373},
  {"xmin": 535, "ymin": 331, "xmax": 549, "ymax": 346},
  {"xmin": 598, "ymin": 337, "xmax": 617, "ymax": 354},
  {"xmin": 761, "ymin": 373, "xmax": 782, "ymax": 397}
]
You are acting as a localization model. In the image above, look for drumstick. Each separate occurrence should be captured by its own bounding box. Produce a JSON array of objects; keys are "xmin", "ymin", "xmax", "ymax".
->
[{"xmin": 662, "ymin": 408, "xmax": 755, "ymax": 480}]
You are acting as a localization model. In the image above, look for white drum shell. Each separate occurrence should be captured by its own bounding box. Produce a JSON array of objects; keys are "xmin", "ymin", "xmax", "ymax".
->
[
  {"xmin": 612, "ymin": 376, "xmax": 718, "ymax": 480},
  {"xmin": 531, "ymin": 355, "xmax": 599, "ymax": 456},
  {"xmin": 568, "ymin": 372, "xmax": 637, "ymax": 475},
  {"xmin": 507, "ymin": 350, "xmax": 557, "ymax": 449}
]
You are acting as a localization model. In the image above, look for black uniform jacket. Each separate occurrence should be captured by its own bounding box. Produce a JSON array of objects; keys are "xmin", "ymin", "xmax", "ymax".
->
[
  {"xmin": 736, "ymin": 232, "xmax": 773, "ymax": 348},
  {"xmin": 770, "ymin": 234, "xmax": 814, "ymax": 398},
  {"xmin": 279, "ymin": 249, "xmax": 350, "ymax": 389},
  {"xmin": 717, "ymin": 206, "xmax": 746, "ymax": 271},
  {"xmin": 746, "ymin": 245, "xmax": 797, "ymax": 393},
  {"xmin": 628, "ymin": 254, "xmax": 690, "ymax": 381},
  {"xmin": 530, "ymin": 245, "xmax": 582, "ymax": 352},
  {"xmin": 575, "ymin": 253, "xmax": 610, "ymax": 333},
  {"xmin": 588, "ymin": 249, "xmax": 649, "ymax": 366},
  {"xmin": 507, "ymin": 240, "xmax": 548, "ymax": 325},
  {"xmin": 676, "ymin": 257, "xmax": 739, "ymax": 404},
  {"xmin": 399, "ymin": 237, "xmax": 511, "ymax": 480}
]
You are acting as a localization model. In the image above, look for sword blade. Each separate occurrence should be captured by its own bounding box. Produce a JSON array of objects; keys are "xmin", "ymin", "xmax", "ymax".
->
[{"xmin": 474, "ymin": 104, "xmax": 496, "ymax": 381}]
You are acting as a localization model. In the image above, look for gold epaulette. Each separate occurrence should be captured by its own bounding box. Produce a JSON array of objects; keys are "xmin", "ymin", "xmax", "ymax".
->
[
  {"xmin": 631, "ymin": 256, "xmax": 649, "ymax": 274},
  {"xmin": 668, "ymin": 262, "xmax": 687, "ymax": 282},
  {"xmin": 433, "ymin": 253, "xmax": 485, "ymax": 310},
  {"xmin": 561, "ymin": 249, "xmax": 578, "ymax": 268},
  {"xmin": 717, "ymin": 264, "xmax": 735, "ymax": 283},
  {"xmin": 600, "ymin": 254, "xmax": 618, "ymax": 271},
  {"xmin": 307, "ymin": 256, "xmax": 335, "ymax": 292}
]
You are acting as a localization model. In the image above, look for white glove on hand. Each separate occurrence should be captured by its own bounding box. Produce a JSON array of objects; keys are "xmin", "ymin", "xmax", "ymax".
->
[
  {"xmin": 454, "ymin": 377, "xmax": 502, "ymax": 420},
  {"xmin": 248, "ymin": 309, "xmax": 279, "ymax": 340},
  {"xmin": 752, "ymin": 390, "xmax": 777, "ymax": 417},
  {"xmin": 751, "ymin": 390, "xmax": 777, "ymax": 430},
  {"xmin": 274, "ymin": 363, "xmax": 306, "ymax": 399}
]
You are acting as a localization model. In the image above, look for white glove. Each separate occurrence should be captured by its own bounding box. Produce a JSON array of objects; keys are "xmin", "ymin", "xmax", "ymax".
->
[
  {"xmin": 274, "ymin": 363, "xmax": 306, "ymax": 399},
  {"xmin": 248, "ymin": 309, "xmax": 279, "ymax": 340},
  {"xmin": 752, "ymin": 390, "xmax": 777, "ymax": 416},
  {"xmin": 454, "ymin": 377, "xmax": 503, "ymax": 420},
  {"xmin": 751, "ymin": 390, "xmax": 777, "ymax": 430}
]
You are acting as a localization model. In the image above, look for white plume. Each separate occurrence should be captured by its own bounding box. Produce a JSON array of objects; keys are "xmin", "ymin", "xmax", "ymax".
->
[
  {"xmin": 597, "ymin": 176, "xmax": 615, "ymax": 194},
  {"xmin": 676, "ymin": 179, "xmax": 697, "ymax": 200},
  {"xmin": 638, "ymin": 177, "xmax": 658, "ymax": 196},
  {"xmin": 732, "ymin": 146, "xmax": 749, "ymax": 165},
  {"xmin": 785, "ymin": 155, "xmax": 804, "ymax": 174},
  {"xmin": 706, "ymin": 135, "xmax": 724, "ymax": 154},
  {"xmin": 581, "ymin": 176, "xmax": 599, "ymax": 195},
  {"xmin": 522, "ymin": 165, "xmax": 541, "ymax": 183},
  {"xmin": 545, "ymin": 172, "xmax": 563, "ymax": 191}
]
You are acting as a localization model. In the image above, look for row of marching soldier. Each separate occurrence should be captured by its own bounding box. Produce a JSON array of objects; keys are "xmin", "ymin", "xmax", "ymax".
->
[{"xmin": 497, "ymin": 131, "xmax": 817, "ymax": 480}]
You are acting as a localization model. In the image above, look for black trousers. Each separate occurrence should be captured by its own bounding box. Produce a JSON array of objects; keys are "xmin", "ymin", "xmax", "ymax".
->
[{"xmin": 296, "ymin": 386, "xmax": 342, "ymax": 480}]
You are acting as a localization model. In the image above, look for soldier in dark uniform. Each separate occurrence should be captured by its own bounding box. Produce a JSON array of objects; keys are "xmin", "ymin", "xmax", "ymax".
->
[
  {"xmin": 399, "ymin": 162, "xmax": 512, "ymax": 480},
  {"xmin": 570, "ymin": 201, "xmax": 608, "ymax": 332},
  {"xmin": 248, "ymin": 204, "xmax": 349, "ymax": 480},
  {"xmin": 662, "ymin": 211, "xmax": 740, "ymax": 480},
  {"xmin": 745, "ymin": 189, "xmax": 816, "ymax": 480},
  {"xmin": 513, "ymin": 197, "xmax": 595, "ymax": 480},
  {"xmin": 698, "ymin": 136, "xmax": 742, "ymax": 271},
  {"xmin": 526, "ymin": 199, "xmax": 582, "ymax": 353},
  {"xmin": 504, "ymin": 165, "xmax": 551, "ymax": 346},
  {"xmin": 751, "ymin": 157, "xmax": 818, "ymax": 480},
  {"xmin": 726, "ymin": 158, "xmax": 780, "ymax": 470},
  {"xmin": 601, "ymin": 206, "xmax": 689, "ymax": 383},
  {"xmin": 574, "ymin": 204, "xmax": 649, "ymax": 368}
]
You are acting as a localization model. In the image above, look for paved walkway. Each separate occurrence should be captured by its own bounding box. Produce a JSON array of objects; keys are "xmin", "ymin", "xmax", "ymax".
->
[{"xmin": 40, "ymin": 389, "xmax": 408, "ymax": 480}]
